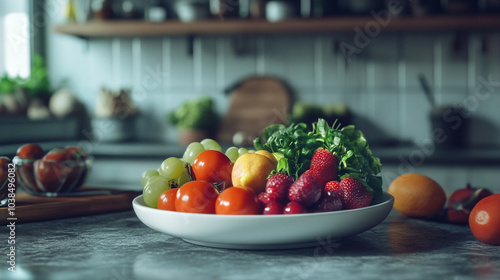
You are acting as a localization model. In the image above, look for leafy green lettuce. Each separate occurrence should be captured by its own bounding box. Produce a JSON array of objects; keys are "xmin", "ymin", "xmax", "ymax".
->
[{"xmin": 254, "ymin": 118, "xmax": 383, "ymax": 195}]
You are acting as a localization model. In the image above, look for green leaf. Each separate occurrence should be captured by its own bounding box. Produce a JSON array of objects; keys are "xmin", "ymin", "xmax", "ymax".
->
[
  {"xmin": 253, "ymin": 138, "xmax": 264, "ymax": 151},
  {"xmin": 253, "ymin": 118, "xmax": 383, "ymax": 186},
  {"xmin": 263, "ymin": 124, "xmax": 285, "ymax": 142},
  {"xmin": 0, "ymin": 74, "xmax": 18, "ymax": 95},
  {"xmin": 276, "ymin": 158, "xmax": 289, "ymax": 174},
  {"xmin": 316, "ymin": 118, "xmax": 329, "ymax": 138}
]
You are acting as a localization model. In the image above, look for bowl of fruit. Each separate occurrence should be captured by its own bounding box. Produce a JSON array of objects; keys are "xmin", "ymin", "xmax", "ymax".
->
[
  {"xmin": 134, "ymin": 120, "xmax": 394, "ymax": 249},
  {"xmin": 12, "ymin": 144, "xmax": 92, "ymax": 197}
]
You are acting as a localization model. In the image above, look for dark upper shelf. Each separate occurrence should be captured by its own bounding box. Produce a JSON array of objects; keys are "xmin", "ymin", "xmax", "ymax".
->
[{"xmin": 52, "ymin": 15, "xmax": 500, "ymax": 38}]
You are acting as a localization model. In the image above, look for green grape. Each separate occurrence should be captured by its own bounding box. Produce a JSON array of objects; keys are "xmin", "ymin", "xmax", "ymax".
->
[
  {"xmin": 141, "ymin": 169, "xmax": 159, "ymax": 187},
  {"xmin": 159, "ymin": 157, "xmax": 184, "ymax": 179},
  {"xmin": 143, "ymin": 178, "xmax": 171, "ymax": 208},
  {"xmin": 225, "ymin": 146, "xmax": 239, "ymax": 163},
  {"xmin": 177, "ymin": 167, "xmax": 190, "ymax": 187},
  {"xmin": 146, "ymin": 174, "xmax": 169, "ymax": 186},
  {"xmin": 238, "ymin": 147, "xmax": 249, "ymax": 156},
  {"xmin": 248, "ymin": 149, "xmax": 256, "ymax": 153},
  {"xmin": 182, "ymin": 142, "xmax": 205, "ymax": 164},
  {"xmin": 200, "ymin": 138, "xmax": 222, "ymax": 152}
]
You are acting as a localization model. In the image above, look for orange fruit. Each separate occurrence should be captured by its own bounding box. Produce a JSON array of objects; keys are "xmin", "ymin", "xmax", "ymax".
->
[
  {"xmin": 387, "ymin": 173, "xmax": 446, "ymax": 218},
  {"xmin": 231, "ymin": 152, "xmax": 277, "ymax": 194},
  {"xmin": 469, "ymin": 194, "xmax": 500, "ymax": 245},
  {"xmin": 255, "ymin": 150, "xmax": 278, "ymax": 165}
]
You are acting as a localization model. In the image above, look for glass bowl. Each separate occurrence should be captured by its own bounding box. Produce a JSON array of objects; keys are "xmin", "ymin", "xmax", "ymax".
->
[{"xmin": 12, "ymin": 156, "xmax": 93, "ymax": 197}]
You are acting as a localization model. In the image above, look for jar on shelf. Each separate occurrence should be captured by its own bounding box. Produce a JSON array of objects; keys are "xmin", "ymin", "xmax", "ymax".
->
[{"xmin": 145, "ymin": 0, "xmax": 167, "ymax": 22}]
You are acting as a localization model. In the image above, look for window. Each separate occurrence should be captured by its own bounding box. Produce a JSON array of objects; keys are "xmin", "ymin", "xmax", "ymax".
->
[{"xmin": 0, "ymin": 0, "xmax": 31, "ymax": 78}]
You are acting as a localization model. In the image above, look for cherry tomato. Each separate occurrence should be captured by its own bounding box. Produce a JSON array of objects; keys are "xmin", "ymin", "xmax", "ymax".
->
[
  {"xmin": 192, "ymin": 150, "xmax": 233, "ymax": 187},
  {"xmin": 469, "ymin": 194, "xmax": 500, "ymax": 245},
  {"xmin": 175, "ymin": 181, "xmax": 218, "ymax": 214},
  {"xmin": 65, "ymin": 146, "xmax": 87, "ymax": 160},
  {"xmin": 16, "ymin": 144, "xmax": 44, "ymax": 159},
  {"xmin": 216, "ymin": 187, "xmax": 259, "ymax": 215},
  {"xmin": 43, "ymin": 148, "xmax": 76, "ymax": 161},
  {"xmin": 158, "ymin": 188, "xmax": 179, "ymax": 211}
]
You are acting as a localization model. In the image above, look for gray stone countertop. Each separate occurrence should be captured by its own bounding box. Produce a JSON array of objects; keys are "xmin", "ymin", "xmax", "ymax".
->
[{"xmin": 2, "ymin": 210, "xmax": 500, "ymax": 280}]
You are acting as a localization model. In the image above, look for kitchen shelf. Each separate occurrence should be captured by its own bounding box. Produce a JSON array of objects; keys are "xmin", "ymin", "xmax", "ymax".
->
[{"xmin": 53, "ymin": 15, "xmax": 500, "ymax": 38}]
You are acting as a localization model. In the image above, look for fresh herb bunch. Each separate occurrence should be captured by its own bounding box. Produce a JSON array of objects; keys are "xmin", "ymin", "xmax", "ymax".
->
[
  {"xmin": 23, "ymin": 54, "xmax": 51, "ymax": 98},
  {"xmin": 0, "ymin": 74, "xmax": 19, "ymax": 95},
  {"xmin": 0, "ymin": 54, "xmax": 51, "ymax": 98},
  {"xmin": 167, "ymin": 96, "xmax": 217, "ymax": 131},
  {"xmin": 254, "ymin": 118, "xmax": 383, "ymax": 195}
]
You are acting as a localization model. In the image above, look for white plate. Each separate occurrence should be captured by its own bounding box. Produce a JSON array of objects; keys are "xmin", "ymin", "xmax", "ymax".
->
[{"xmin": 133, "ymin": 192, "xmax": 394, "ymax": 250}]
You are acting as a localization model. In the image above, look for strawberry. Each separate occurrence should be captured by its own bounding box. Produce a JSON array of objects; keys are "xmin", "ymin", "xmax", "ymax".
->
[
  {"xmin": 265, "ymin": 174, "xmax": 294, "ymax": 202},
  {"xmin": 263, "ymin": 201, "xmax": 284, "ymax": 215},
  {"xmin": 339, "ymin": 177, "xmax": 373, "ymax": 209},
  {"xmin": 288, "ymin": 173, "xmax": 322, "ymax": 207},
  {"xmin": 258, "ymin": 192, "xmax": 271, "ymax": 204},
  {"xmin": 311, "ymin": 190, "xmax": 343, "ymax": 212},
  {"xmin": 283, "ymin": 202, "xmax": 307, "ymax": 214},
  {"xmin": 325, "ymin": 180, "xmax": 341, "ymax": 194},
  {"xmin": 309, "ymin": 149, "xmax": 339, "ymax": 186}
]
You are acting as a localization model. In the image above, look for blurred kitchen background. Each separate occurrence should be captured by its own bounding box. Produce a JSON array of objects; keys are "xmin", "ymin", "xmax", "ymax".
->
[{"xmin": 1, "ymin": 0, "xmax": 500, "ymax": 192}]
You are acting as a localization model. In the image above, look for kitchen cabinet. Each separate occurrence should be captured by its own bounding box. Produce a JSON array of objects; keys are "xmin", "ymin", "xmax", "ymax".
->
[{"xmin": 52, "ymin": 15, "xmax": 500, "ymax": 38}]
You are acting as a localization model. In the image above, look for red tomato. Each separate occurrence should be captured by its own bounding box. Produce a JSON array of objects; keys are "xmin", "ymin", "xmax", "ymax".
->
[
  {"xmin": 175, "ymin": 181, "xmax": 218, "ymax": 214},
  {"xmin": 65, "ymin": 146, "xmax": 88, "ymax": 160},
  {"xmin": 16, "ymin": 144, "xmax": 44, "ymax": 159},
  {"xmin": 0, "ymin": 156, "xmax": 10, "ymax": 183},
  {"xmin": 43, "ymin": 148, "xmax": 76, "ymax": 161},
  {"xmin": 34, "ymin": 160, "xmax": 72, "ymax": 193},
  {"xmin": 216, "ymin": 187, "xmax": 259, "ymax": 215},
  {"xmin": 158, "ymin": 188, "xmax": 179, "ymax": 211},
  {"xmin": 192, "ymin": 150, "xmax": 233, "ymax": 187},
  {"xmin": 469, "ymin": 194, "xmax": 500, "ymax": 245},
  {"xmin": 0, "ymin": 157, "xmax": 10, "ymax": 201}
]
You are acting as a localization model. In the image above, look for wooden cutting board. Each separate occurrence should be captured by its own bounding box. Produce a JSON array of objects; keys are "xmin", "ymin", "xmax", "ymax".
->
[
  {"xmin": 0, "ymin": 187, "xmax": 140, "ymax": 224},
  {"xmin": 216, "ymin": 76, "xmax": 293, "ymax": 145}
]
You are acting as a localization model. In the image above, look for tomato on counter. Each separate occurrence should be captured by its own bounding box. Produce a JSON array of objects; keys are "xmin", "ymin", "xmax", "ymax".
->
[{"xmin": 469, "ymin": 194, "xmax": 500, "ymax": 245}]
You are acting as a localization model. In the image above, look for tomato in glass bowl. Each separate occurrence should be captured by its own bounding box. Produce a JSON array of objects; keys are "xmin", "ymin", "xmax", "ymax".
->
[
  {"xmin": 0, "ymin": 156, "xmax": 12, "ymax": 206},
  {"xmin": 12, "ymin": 153, "xmax": 92, "ymax": 197}
]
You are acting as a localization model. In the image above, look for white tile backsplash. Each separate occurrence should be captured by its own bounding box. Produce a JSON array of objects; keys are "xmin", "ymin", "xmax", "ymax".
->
[
  {"xmin": 402, "ymin": 34, "xmax": 434, "ymax": 89},
  {"xmin": 218, "ymin": 36, "xmax": 257, "ymax": 87},
  {"xmin": 196, "ymin": 36, "xmax": 217, "ymax": 89},
  {"xmin": 139, "ymin": 38, "xmax": 165, "ymax": 94},
  {"xmin": 169, "ymin": 37, "xmax": 195, "ymax": 90},
  {"xmin": 436, "ymin": 33, "xmax": 469, "ymax": 90},
  {"xmin": 46, "ymin": 12, "xmax": 500, "ymax": 147},
  {"xmin": 366, "ymin": 35, "xmax": 399, "ymax": 89},
  {"xmin": 402, "ymin": 92, "xmax": 432, "ymax": 142}
]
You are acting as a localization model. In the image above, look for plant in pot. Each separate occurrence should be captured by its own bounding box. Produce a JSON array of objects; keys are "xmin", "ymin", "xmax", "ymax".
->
[{"xmin": 167, "ymin": 96, "xmax": 218, "ymax": 146}]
